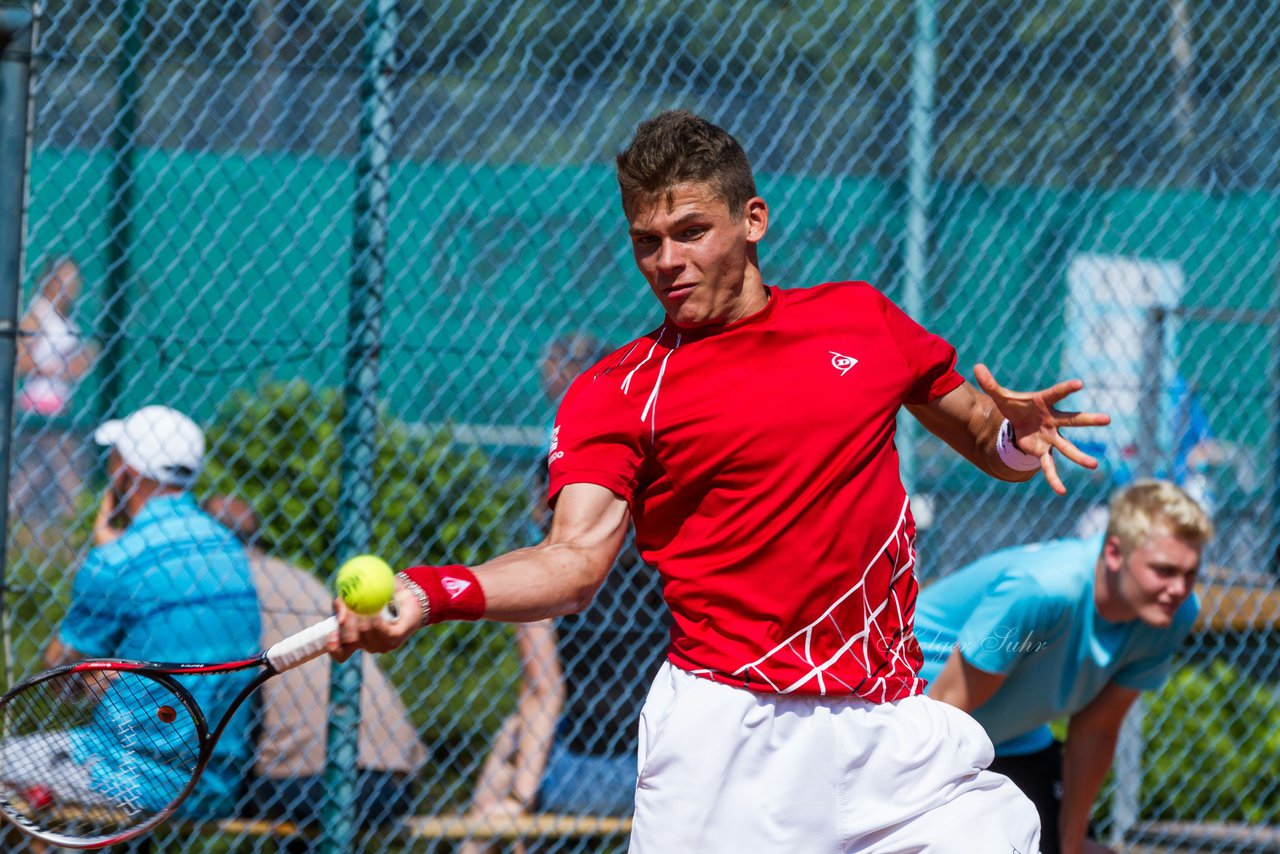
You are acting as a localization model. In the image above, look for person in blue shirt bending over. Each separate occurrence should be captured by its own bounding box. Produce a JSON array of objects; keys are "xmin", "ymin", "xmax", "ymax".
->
[
  {"xmin": 20, "ymin": 405, "xmax": 261, "ymax": 820},
  {"xmin": 915, "ymin": 479, "xmax": 1212, "ymax": 854}
]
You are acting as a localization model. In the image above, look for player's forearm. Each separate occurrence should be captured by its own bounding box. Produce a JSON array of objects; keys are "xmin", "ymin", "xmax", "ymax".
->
[
  {"xmin": 43, "ymin": 635, "xmax": 82, "ymax": 668},
  {"xmin": 486, "ymin": 542, "xmax": 614, "ymax": 619},
  {"xmin": 1060, "ymin": 728, "xmax": 1118, "ymax": 853},
  {"xmin": 402, "ymin": 541, "xmax": 613, "ymax": 624}
]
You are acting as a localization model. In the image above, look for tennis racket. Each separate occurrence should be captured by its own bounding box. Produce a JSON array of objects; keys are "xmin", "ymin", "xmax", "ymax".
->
[{"xmin": 0, "ymin": 608, "xmax": 390, "ymax": 849}]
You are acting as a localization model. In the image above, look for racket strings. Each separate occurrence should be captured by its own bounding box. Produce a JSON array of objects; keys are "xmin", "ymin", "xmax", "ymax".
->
[{"xmin": 0, "ymin": 670, "xmax": 201, "ymax": 842}]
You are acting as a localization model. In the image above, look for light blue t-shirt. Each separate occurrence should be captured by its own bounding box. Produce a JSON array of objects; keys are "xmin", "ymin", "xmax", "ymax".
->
[
  {"xmin": 60, "ymin": 494, "xmax": 261, "ymax": 816},
  {"xmin": 914, "ymin": 536, "xmax": 1197, "ymax": 756}
]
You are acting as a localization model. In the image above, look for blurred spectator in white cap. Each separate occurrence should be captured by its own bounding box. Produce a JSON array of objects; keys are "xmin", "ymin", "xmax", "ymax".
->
[
  {"xmin": 90, "ymin": 404, "xmax": 206, "ymax": 542},
  {"xmin": 33, "ymin": 404, "xmax": 262, "ymax": 819}
]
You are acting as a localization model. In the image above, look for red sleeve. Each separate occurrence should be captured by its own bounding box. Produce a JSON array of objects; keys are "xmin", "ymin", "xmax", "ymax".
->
[
  {"xmin": 875, "ymin": 289, "xmax": 964, "ymax": 404},
  {"xmin": 546, "ymin": 367, "xmax": 646, "ymax": 507}
]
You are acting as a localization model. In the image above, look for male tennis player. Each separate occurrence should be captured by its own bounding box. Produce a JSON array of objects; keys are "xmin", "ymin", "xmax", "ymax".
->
[
  {"xmin": 915, "ymin": 480, "xmax": 1212, "ymax": 854},
  {"xmin": 334, "ymin": 110, "xmax": 1111, "ymax": 852}
]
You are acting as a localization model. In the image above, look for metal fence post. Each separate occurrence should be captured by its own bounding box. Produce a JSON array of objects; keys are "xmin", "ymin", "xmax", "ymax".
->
[
  {"xmin": 1105, "ymin": 304, "xmax": 1167, "ymax": 841},
  {"xmin": 99, "ymin": 0, "xmax": 141, "ymax": 422},
  {"xmin": 319, "ymin": 0, "xmax": 397, "ymax": 849},
  {"xmin": 1137, "ymin": 305, "xmax": 1166, "ymax": 479},
  {"xmin": 1110, "ymin": 696, "xmax": 1146, "ymax": 847},
  {"xmin": 0, "ymin": 0, "xmax": 37, "ymax": 698},
  {"xmin": 899, "ymin": 0, "xmax": 936, "ymax": 496},
  {"xmin": 1271, "ymin": 301, "xmax": 1280, "ymax": 573}
]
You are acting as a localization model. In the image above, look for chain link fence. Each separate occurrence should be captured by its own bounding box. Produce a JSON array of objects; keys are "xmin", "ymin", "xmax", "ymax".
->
[{"xmin": 3, "ymin": 0, "xmax": 1280, "ymax": 851}]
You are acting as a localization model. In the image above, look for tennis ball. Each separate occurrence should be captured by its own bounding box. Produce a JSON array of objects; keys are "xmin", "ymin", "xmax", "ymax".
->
[{"xmin": 336, "ymin": 554, "xmax": 396, "ymax": 616}]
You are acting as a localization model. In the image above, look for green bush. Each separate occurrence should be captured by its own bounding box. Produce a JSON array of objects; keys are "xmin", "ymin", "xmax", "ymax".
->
[
  {"xmin": 3, "ymin": 522, "xmax": 86, "ymax": 688},
  {"xmin": 200, "ymin": 379, "xmax": 528, "ymax": 806},
  {"xmin": 1139, "ymin": 659, "xmax": 1280, "ymax": 823},
  {"xmin": 201, "ymin": 379, "xmax": 520, "ymax": 573}
]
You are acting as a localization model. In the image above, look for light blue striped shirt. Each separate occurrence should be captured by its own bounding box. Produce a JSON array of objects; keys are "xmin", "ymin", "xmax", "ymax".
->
[{"xmin": 61, "ymin": 493, "xmax": 260, "ymax": 816}]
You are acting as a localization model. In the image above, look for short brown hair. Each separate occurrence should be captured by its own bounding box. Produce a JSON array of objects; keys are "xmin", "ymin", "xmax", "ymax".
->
[
  {"xmin": 1105, "ymin": 479, "xmax": 1214, "ymax": 555},
  {"xmin": 615, "ymin": 110, "xmax": 757, "ymax": 221}
]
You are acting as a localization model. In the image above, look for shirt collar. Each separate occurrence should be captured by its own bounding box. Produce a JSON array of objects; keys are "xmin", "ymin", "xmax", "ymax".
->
[{"xmin": 128, "ymin": 492, "xmax": 198, "ymax": 529}]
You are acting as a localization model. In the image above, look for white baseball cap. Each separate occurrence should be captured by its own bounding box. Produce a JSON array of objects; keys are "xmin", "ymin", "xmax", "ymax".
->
[{"xmin": 94, "ymin": 405, "xmax": 205, "ymax": 488}]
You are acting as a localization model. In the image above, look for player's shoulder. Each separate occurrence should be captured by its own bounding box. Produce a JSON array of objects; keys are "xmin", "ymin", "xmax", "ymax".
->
[
  {"xmin": 560, "ymin": 325, "xmax": 668, "ymax": 405},
  {"xmin": 994, "ymin": 537, "xmax": 1098, "ymax": 597},
  {"xmin": 932, "ymin": 539, "xmax": 1092, "ymax": 627},
  {"xmin": 780, "ymin": 280, "xmax": 884, "ymax": 307}
]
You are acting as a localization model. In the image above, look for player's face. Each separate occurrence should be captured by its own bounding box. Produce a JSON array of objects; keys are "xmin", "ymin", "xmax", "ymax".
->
[
  {"xmin": 627, "ymin": 182, "xmax": 768, "ymax": 328},
  {"xmin": 1108, "ymin": 528, "xmax": 1202, "ymax": 628}
]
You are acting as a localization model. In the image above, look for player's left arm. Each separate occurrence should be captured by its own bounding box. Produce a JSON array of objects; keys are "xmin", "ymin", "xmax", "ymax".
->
[
  {"xmin": 907, "ymin": 364, "xmax": 1110, "ymax": 495},
  {"xmin": 1060, "ymin": 681, "xmax": 1138, "ymax": 854},
  {"xmin": 928, "ymin": 648, "xmax": 1008, "ymax": 712},
  {"xmin": 42, "ymin": 634, "xmax": 82, "ymax": 668}
]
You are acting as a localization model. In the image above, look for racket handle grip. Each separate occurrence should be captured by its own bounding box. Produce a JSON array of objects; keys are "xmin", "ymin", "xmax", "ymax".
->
[
  {"xmin": 265, "ymin": 605, "xmax": 398, "ymax": 672},
  {"xmin": 266, "ymin": 616, "xmax": 338, "ymax": 672}
]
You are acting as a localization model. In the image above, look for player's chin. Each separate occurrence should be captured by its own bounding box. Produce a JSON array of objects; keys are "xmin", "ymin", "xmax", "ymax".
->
[
  {"xmin": 667, "ymin": 301, "xmax": 714, "ymax": 328},
  {"xmin": 1141, "ymin": 604, "xmax": 1179, "ymax": 628}
]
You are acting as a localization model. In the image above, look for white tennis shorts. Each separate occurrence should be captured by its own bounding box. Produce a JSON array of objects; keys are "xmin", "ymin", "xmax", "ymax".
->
[{"xmin": 630, "ymin": 663, "xmax": 1040, "ymax": 853}]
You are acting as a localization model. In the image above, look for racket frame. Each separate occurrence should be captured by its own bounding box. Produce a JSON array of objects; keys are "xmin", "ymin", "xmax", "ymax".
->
[{"xmin": 0, "ymin": 653, "xmax": 274, "ymax": 848}]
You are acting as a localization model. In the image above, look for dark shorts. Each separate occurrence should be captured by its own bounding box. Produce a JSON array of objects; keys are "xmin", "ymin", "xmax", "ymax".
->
[{"xmin": 989, "ymin": 741, "xmax": 1096, "ymax": 854}]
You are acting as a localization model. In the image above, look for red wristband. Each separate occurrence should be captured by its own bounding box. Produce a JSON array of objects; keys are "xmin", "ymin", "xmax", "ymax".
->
[{"xmin": 401, "ymin": 564, "xmax": 486, "ymax": 624}]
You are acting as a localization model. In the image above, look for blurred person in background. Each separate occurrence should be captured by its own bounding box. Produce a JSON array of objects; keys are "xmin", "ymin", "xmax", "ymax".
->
[
  {"xmin": 915, "ymin": 480, "xmax": 1213, "ymax": 854},
  {"xmin": 5, "ymin": 406, "xmax": 260, "ymax": 821},
  {"xmin": 11, "ymin": 256, "xmax": 98, "ymax": 525},
  {"xmin": 463, "ymin": 333, "xmax": 669, "ymax": 851},
  {"xmin": 203, "ymin": 495, "xmax": 425, "ymax": 840}
]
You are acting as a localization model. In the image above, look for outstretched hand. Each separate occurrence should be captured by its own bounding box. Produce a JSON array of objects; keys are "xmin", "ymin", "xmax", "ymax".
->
[
  {"xmin": 328, "ymin": 583, "xmax": 423, "ymax": 662},
  {"xmin": 974, "ymin": 363, "xmax": 1111, "ymax": 496}
]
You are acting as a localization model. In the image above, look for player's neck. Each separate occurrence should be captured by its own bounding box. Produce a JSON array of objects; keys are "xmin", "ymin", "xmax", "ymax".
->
[
  {"xmin": 128, "ymin": 484, "xmax": 184, "ymax": 519},
  {"xmin": 725, "ymin": 275, "xmax": 769, "ymax": 324}
]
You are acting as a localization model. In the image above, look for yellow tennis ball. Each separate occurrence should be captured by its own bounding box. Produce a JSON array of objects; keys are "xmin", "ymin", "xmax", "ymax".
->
[{"xmin": 336, "ymin": 554, "xmax": 396, "ymax": 616}]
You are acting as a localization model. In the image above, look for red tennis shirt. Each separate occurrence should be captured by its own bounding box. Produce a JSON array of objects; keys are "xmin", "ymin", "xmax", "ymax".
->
[{"xmin": 547, "ymin": 282, "xmax": 965, "ymax": 701}]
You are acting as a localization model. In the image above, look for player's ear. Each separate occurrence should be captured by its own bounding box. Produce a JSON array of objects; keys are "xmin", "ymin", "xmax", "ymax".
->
[
  {"xmin": 1102, "ymin": 535, "xmax": 1125, "ymax": 573},
  {"xmin": 743, "ymin": 196, "xmax": 768, "ymax": 244}
]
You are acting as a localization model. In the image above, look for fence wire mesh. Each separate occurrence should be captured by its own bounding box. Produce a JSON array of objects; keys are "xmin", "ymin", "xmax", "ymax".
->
[{"xmin": 4, "ymin": 0, "xmax": 1280, "ymax": 851}]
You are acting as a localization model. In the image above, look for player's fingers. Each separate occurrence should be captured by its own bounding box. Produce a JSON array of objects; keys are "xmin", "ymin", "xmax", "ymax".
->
[
  {"xmin": 1037, "ymin": 377, "xmax": 1085, "ymax": 404},
  {"xmin": 327, "ymin": 628, "xmax": 355, "ymax": 662},
  {"xmin": 1040, "ymin": 451, "xmax": 1067, "ymax": 496},
  {"xmin": 1050, "ymin": 409, "xmax": 1111, "ymax": 428},
  {"xmin": 973, "ymin": 363, "xmax": 1008, "ymax": 398},
  {"xmin": 1051, "ymin": 433, "xmax": 1099, "ymax": 469}
]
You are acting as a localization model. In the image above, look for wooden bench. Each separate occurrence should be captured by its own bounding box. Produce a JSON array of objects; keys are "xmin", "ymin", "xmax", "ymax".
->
[
  {"xmin": 205, "ymin": 812, "xmax": 631, "ymax": 845},
  {"xmin": 402, "ymin": 813, "xmax": 631, "ymax": 841},
  {"xmin": 1194, "ymin": 579, "xmax": 1280, "ymax": 633},
  {"xmin": 1122, "ymin": 820, "xmax": 1280, "ymax": 853}
]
